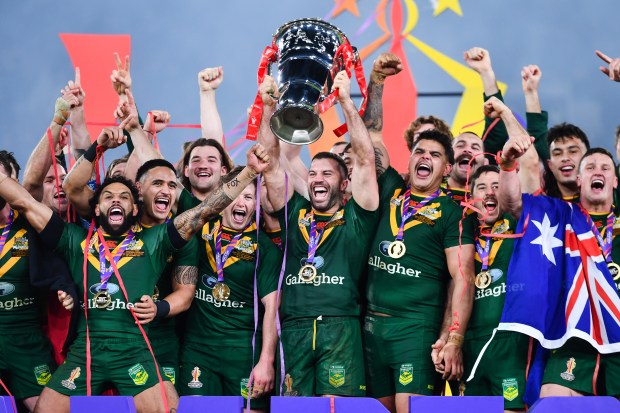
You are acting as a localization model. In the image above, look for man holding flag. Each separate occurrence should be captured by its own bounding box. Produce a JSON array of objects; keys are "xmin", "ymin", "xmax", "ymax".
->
[{"xmin": 497, "ymin": 107, "xmax": 620, "ymax": 398}]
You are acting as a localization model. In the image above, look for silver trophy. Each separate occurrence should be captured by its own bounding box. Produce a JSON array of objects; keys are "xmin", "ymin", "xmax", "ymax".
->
[{"xmin": 270, "ymin": 18, "xmax": 354, "ymax": 145}]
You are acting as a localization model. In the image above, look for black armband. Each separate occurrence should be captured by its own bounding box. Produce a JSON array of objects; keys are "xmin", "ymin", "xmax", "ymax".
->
[
  {"xmin": 83, "ymin": 141, "xmax": 98, "ymax": 163},
  {"xmin": 167, "ymin": 221, "xmax": 188, "ymax": 250},
  {"xmin": 155, "ymin": 300, "xmax": 170, "ymax": 319}
]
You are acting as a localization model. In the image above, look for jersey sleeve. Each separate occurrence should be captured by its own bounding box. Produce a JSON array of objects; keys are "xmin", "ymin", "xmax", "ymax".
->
[
  {"xmin": 172, "ymin": 231, "xmax": 199, "ymax": 268},
  {"xmin": 526, "ymin": 111, "xmax": 549, "ymax": 161},
  {"xmin": 378, "ymin": 166, "xmax": 405, "ymax": 207},
  {"xmin": 442, "ymin": 200, "xmax": 474, "ymax": 249},
  {"xmin": 256, "ymin": 232, "xmax": 283, "ymax": 299},
  {"xmin": 482, "ymin": 91, "xmax": 509, "ymax": 163},
  {"xmin": 177, "ymin": 187, "xmax": 201, "ymax": 214}
]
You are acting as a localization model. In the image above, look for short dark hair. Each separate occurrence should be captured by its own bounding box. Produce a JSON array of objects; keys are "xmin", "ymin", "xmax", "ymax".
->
[
  {"xmin": 181, "ymin": 138, "xmax": 233, "ymax": 190},
  {"xmin": 88, "ymin": 176, "xmax": 140, "ymax": 224},
  {"xmin": 470, "ymin": 165, "xmax": 500, "ymax": 189},
  {"xmin": 578, "ymin": 147, "xmax": 616, "ymax": 171},
  {"xmin": 311, "ymin": 152, "xmax": 348, "ymax": 180},
  {"xmin": 0, "ymin": 150, "xmax": 19, "ymax": 178},
  {"xmin": 135, "ymin": 159, "xmax": 176, "ymax": 183},
  {"xmin": 547, "ymin": 122, "xmax": 590, "ymax": 150},
  {"xmin": 105, "ymin": 154, "xmax": 130, "ymax": 179},
  {"xmin": 413, "ymin": 130, "xmax": 455, "ymax": 164}
]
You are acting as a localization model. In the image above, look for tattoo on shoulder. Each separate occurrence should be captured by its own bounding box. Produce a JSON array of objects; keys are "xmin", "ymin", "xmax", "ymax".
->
[{"xmin": 174, "ymin": 266, "xmax": 198, "ymax": 285}]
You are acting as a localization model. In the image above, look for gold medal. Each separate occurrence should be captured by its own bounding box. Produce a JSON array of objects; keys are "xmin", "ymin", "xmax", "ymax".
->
[
  {"xmin": 608, "ymin": 262, "xmax": 620, "ymax": 280},
  {"xmin": 93, "ymin": 290, "xmax": 112, "ymax": 309},
  {"xmin": 212, "ymin": 282, "xmax": 231, "ymax": 302},
  {"xmin": 387, "ymin": 240, "xmax": 406, "ymax": 259},
  {"xmin": 298, "ymin": 264, "xmax": 317, "ymax": 283},
  {"xmin": 475, "ymin": 271, "xmax": 492, "ymax": 289},
  {"xmin": 152, "ymin": 286, "xmax": 160, "ymax": 301}
]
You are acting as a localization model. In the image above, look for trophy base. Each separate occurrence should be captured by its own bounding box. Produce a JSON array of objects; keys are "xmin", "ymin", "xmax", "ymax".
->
[{"xmin": 271, "ymin": 105, "xmax": 324, "ymax": 145}]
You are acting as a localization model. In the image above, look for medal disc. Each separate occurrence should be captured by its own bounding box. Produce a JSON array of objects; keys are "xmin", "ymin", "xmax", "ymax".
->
[
  {"xmin": 93, "ymin": 290, "xmax": 112, "ymax": 309},
  {"xmin": 298, "ymin": 264, "xmax": 318, "ymax": 283},
  {"xmin": 212, "ymin": 282, "xmax": 231, "ymax": 302},
  {"xmin": 152, "ymin": 286, "xmax": 160, "ymax": 301},
  {"xmin": 475, "ymin": 271, "xmax": 492, "ymax": 289},
  {"xmin": 387, "ymin": 240, "xmax": 406, "ymax": 259},
  {"xmin": 608, "ymin": 262, "xmax": 620, "ymax": 281}
]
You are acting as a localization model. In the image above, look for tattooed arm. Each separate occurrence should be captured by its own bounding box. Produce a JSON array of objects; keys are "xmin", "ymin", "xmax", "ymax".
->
[
  {"xmin": 362, "ymin": 52, "xmax": 402, "ymax": 177},
  {"xmin": 173, "ymin": 144, "xmax": 270, "ymax": 240},
  {"xmin": 162, "ymin": 265, "xmax": 199, "ymax": 316}
]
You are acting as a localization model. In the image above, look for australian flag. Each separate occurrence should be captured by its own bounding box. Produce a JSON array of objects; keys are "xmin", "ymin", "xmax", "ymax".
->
[
  {"xmin": 498, "ymin": 194, "xmax": 620, "ymax": 351},
  {"xmin": 498, "ymin": 194, "xmax": 620, "ymax": 404}
]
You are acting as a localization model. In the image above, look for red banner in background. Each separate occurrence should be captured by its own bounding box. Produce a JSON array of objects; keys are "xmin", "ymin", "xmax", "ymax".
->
[
  {"xmin": 383, "ymin": 0, "xmax": 417, "ymax": 173},
  {"xmin": 59, "ymin": 34, "xmax": 131, "ymax": 143}
]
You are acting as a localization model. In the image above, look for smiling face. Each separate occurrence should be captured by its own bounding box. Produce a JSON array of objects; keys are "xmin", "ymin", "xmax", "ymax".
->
[
  {"xmin": 408, "ymin": 139, "xmax": 452, "ymax": 195},
  {"xmin": 307, "ymin": 157, "xmax": 347, "ymax": 213},
  {"xmin": 95, "ymin": 182, "xmax": 139, "ymax": 235},
  {"xmin": 42, "ymin": 164, "xmax": 68, "ymax": 216},
  {"xmin": 471, "ymin": 170, "xmax": 501, "ymax": 226},
  {"xmin": 137, "ymin": 166, "xmax": 177, "ymax": 225},
  {"xmin": 184, "ymin": 145, "xmax": 227, "ymax": 196},
  {"xmin": 222, "ymin": 182, "xmax": 257, "ymax": 231},
  {"xmin": 451, "ymin": 133, "xmax": 485, "ymax": 186},
  {"xmin": 547, "ymin": 136, "xmax": 588, "ymax": 192},
  {"xmin": 578, "ymin": 152, "xmax": 618, "ymax": 210}
]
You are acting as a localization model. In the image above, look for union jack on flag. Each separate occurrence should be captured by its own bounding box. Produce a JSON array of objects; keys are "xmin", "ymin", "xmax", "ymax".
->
[{"xmin": 498, "ymin": 194, "xmax": 620, "ymax": 353}]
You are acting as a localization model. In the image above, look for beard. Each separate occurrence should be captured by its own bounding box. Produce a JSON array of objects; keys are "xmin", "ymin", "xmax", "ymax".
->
[{"xmin": 99, "ymin": 211, "xmax": 136, "ymax": 236}]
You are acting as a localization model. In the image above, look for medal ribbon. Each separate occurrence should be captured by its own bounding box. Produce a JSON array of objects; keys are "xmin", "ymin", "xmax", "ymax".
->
[
  {"xmin": 475, "ymin": 234, "xmax": 492, "ymax": 272},
  {"xmin": 305, "ymin": 210, "xmax": 341, "ymax": 266},
  {"xmin": 395, "ymin": 188, "xmax": 440, "ymax": 241},
  {"xmin": 215, "ymin": 224, "xmax": 244, "ymax": 283},
  {"xmin": 585, "ymin": 209, "xmax": 615, "ymax": 263},
  {"xmin": 97, "ymin": 228, "xmax": 134, "ymax": 290},
  {"xmin": 0, "ymin": 210, "xmax": 15, "ymax": 256}
]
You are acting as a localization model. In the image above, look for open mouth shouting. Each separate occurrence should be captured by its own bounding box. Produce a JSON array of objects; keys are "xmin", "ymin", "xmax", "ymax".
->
[
  {"xmin": 483, "ymin": 196, "xmax": 498, "ymax": 213},
  {"xmin": 455, "ymin": 154, "xmax": 472, "ymax": 174},
  {"xmin": 231, "ymin": 208, "xmax": 247, "ymax": 226},
  {"xmin": 311, "ymin": 184, "xmax": 329, "ymax": 203},
  {"xmin": 415, "ymin": 161, "xmax": 432, "ymax": 179},
  {"xmin": 590, "ymin": 177, "xmax": 605, "ymax": 194},
  {"xmin": 154, "ymin": 196, "xmax": 171, "ymax": 214},
  {"xmin": 108, "ymin": 205, "xmax": 125, "ymax": 225}
]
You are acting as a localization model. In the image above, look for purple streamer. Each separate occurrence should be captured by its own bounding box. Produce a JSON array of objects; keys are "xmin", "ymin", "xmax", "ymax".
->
[{"xmin": 275, "ymin": 173, "xmax": 288, "ymax": 395}]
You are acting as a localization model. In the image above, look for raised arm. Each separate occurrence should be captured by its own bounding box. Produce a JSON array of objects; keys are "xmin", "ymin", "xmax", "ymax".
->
[
  {"xmin": 62, "ymin": 67, "xmax": 91, "ymax": 159},
  {"xmin": 257, "ymin": 75, "xmax": 294, "ymax": 211},
  {"xmin": 464, "ymin": 47, "xmax": 499, "ymax": 96},
  {"xmin": 22, "ymin": 93, "xmax": 79, "ymax": 200},
  {"xmin": 280, "ymin": 143, "xmax": 308, "ymax": 199},
  {"xmin": 362, "ymin": 52, "xmax": 402, "ymax": 176},
  {"xmin": 0, "ymin": 173, "xmax": 53, "ymax": 233},
  {"xmin": 522, "ymin": 64, "xmax": 550, "ymax": 161},
  {"xmin": 173, "ymin": 144, "xmax": 269, "ymax": 240},
  {"xmin": 63, "ymin": 127, "xmax": 127, "ymax": 217},
  {"xmin": 334, "ymin": 71, "xmax": 378, "ymax": 211},
  {"xmin": 198, "ymin": 66, "xmax": 225, "ymax": 143}
]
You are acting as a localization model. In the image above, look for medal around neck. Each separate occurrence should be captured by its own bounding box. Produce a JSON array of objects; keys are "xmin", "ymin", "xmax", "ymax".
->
[
  {"xmin": 608, "ymin": 262, "xmax": 620, "ymax": 281},
  {"xmin": 212, "ymin": 282, "xmax": 231, "ymax": 302},
  {"xmin": 299, "ymin": 264, "xmax": 318, "ymax": 283},
  {"xmin": 387, "ymin": 240, "xmax": 406, "ymax": 259},
  {"xmin": 94, "ymin": 290, "xmax": 112, "ymax": 309},
  {"xmin": 475, "ymin": 271, "xmax": 492, "ymax": 289}
]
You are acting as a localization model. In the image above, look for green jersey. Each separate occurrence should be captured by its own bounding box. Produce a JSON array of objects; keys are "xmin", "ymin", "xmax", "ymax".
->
[
  {"xmin": 467, "ymin": 213, "xmax": 517, "ymax": 339},
  {"xmin": 0, "ymin": 210, "xmax": 43, "ymax": 333},
  {"xmin": 592, "ymin": 211, "xmax": 620, "ymax": 294},
  {"xmin": 55, "ymin": 222, "xmax": 178, "ymax": 338},
  {"xmin": 366, "ymin": 167, "xmax": 474, "ymax": 323},
  {"xmin": 278, "ymin": 192, "xmax": 379, "ymax": 321},
  {"xmin": 441, "ymin": 181, "xmax": 472, "ymax": 214},
  {"xmin": 185, "ymin": 218, "xmax": 281, "ymax": 347}
]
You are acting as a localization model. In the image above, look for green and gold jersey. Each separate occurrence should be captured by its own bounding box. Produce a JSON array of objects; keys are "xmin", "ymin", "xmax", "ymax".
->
[
  {"xmin": 56, "ymin": 223, "xmax": 178, "ymax": 338},
  {"xmin": 0, "ymin": 210, "xmax": 43, "ymax": 333},
  {"xmin": 264, "ymin": 228, "xmax": 283, "ymax": 250},
  {"xmin": 185, "ymin": 218, "xmax": 281, "ymax": 347},
  {"xmin": 466, "ymin": 213, "xmax": 517, "ymax": 340},
  {"xmin": 590, "ymin": 210, "xmax": 620, "ymax": 294},
  {"xmin": 177, "ymin": 188, "xmax": 200, "ymax": 214},
  {"xmin": 441, "ymin": 181, "xmax": 471, "ymax": 213},
  {"xmin": 366, "ymin": 167, "xmax": 474, "ymax": 323},
  {"xmin": 148, "ymin": 223, "xmax": 199, "ymax": 341},
  {"xmin": 278, "ymin": 192, "xmax": 379, "ymax": 321}
]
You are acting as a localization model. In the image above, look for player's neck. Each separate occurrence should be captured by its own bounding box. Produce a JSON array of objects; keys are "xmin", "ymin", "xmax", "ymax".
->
[
  {"xmin": 558, "ymin": 182, "xmax": 579, "ymax": 199},
  {"xmin": 447, "ymin": 175, "xmax": 466, "ymax": 190},
  {"xmin": 191, "ymin": 187, "xmax": 211, "ymax": 202},
  {"xmin": 140, "ymin": 214, "xmax": 165, "ymax": 228},
  {"xmin": 582, "ymin": 199, "xmax": 613, "ymax": 214}
]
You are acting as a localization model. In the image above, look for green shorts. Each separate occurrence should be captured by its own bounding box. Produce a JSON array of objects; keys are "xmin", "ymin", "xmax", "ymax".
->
[
  {"xmin": 543, "ymin": 338, "xmax": 620, "ymax": 396},
  {"xmin": 150, "ymin": 336, "xmax": 179, "ymax": 388},
  {"xmin": 46, "ymin": 337, "xmax": 170, "ymax": 396},
  {"xmin": 179, "ymin": 342, "xmax": 268, "ymax": 410},
  {"xmin": 280, "ymin": 316, "xmax": 365, "ymax": 397},
  {"xmin": 462, "ymin": 331, "xmax": 530, "ymax": 409},
  {"xmin": 0, "ymin": 332, "xmax": 56, "ymax": 400},
  {"xmin": 363, "ymin": 315, "xmax": 437, "ymax": 397}
]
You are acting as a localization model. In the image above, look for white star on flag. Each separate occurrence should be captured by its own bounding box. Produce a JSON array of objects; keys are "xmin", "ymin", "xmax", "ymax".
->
[{"xmin": 530, "ymin": 213, "xmax": 563, "ymax": 265}]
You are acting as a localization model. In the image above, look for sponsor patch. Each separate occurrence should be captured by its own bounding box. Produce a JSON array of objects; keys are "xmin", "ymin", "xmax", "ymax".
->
[
  {"xmin": 560, "ymin": 357, "xmax": 576, "ymax": 382},
  {"xmin": 61, "ymin": 367, "xmax": 81, "ymax": 390},
  {"xmin": 188, "ymin": 367, "xmax": 203, "ymax": 388},
  {"xmin": 163, "ymin": 367, "xmax": 175, "ymax": 385},
  {"xmin": 0, "ymin": 282, "xmax": 16, "ymax": 297}
]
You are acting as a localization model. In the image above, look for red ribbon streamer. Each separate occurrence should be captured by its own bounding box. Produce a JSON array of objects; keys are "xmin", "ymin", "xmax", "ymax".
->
[{"xmin": 245, "ymin": 44, "xmax": 279, "ymax": 141}]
